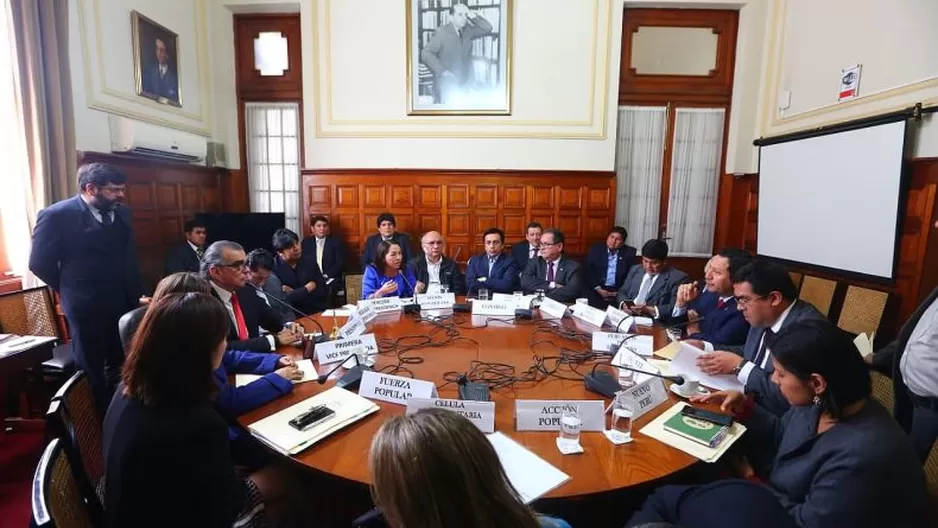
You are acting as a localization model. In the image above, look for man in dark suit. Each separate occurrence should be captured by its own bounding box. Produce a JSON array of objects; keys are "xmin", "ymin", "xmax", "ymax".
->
[
  {"xmin": 584, "ymin": 226, "xmax": 637, "ymax": 308},
  {"xmin": 409, "ymin": 231, "xmax": 464, "ymax": 295},
  {"xmin": 465, "ymin": 228, "xmax": 519, "ymax": 295},
  {"xmin": 301, "ymin": 215, "xmax": 346, "ymax": 305},
  {"xmin": 670, "ymin": 248, "xmax": 751, "ymax": 346},
  {"xmin": 141, "ymin": 37, "xmax": 179, "ymax": 103},
  {"xmin": 361, "ymin": 212, "xmax": 412, "ymax": 268},
  {"xmin": 29, "ymin": 163, "xmax": 145, "ymax": 410},
  {"xmin": 271, "ymin": 228, "xmax": 327, "ymax": 315},
  {"xmin": 419, "ymin": 3, "xmax": 493, "ymax": 104},
  {"xmin": 163, "ymin": 218, "xmax": 207, "ymax": 275},
  {"xmin": 510, "ymin": 222, "xmax": 542, "ymax": 274},
  {"xmin": 201, "ymin": 240, "xmax": 303, "ymax": 352},
  {"xmin": 616, "ymin": 239, "xmax": 689, "ymax": 320},
  {"xmin": 520, "ymin": 229, "xmax": 583, "ymax": 303},
  {"xmin": 692, "ymin": 260, "xmax": 825, "ymax": 416}
]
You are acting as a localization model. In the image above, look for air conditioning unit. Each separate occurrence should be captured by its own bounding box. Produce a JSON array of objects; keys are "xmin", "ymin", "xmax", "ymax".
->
[{"xmin": 108, "ymin": 115, "xmax": 205, "ymax": 163}]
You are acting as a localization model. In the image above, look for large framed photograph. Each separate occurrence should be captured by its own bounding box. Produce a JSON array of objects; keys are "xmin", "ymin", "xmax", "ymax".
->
[
  {"xmin": 131, "ymin": 11, "xmax": 182, "ymax": 107},
  {"xmin": 407, "ymin": 0, "xmax": 511, "ymax": 115}
]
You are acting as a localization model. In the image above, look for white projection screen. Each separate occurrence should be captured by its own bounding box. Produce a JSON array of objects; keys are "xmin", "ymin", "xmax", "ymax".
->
[{"xmin": 757, "ymin": 120, "xmax": 906, "ymax": 280}]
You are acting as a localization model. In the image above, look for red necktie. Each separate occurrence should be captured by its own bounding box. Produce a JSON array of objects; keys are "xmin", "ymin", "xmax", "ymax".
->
[
  {"xmin": 230, "ymin": 293, "xmax": 249, "ymax": 340},
  {"xmin": 717, "ymin": 298, "xmax": 727, "ymax": 310},
  {"xmin": 547, "ymin": 261, "xmax": 555, "ymax": 282}
]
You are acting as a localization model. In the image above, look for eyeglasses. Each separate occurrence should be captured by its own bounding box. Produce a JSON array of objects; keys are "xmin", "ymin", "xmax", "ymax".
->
[
  {"xmin": 735, "ymin": 294, "xmax": 768, "ymax": 307},
  {"xmin": 540, "ymin": 242, "xmax": 559, "ymax": 248},
  {"xmin": 219, "ymin": 260, "xmax": 248, "ymax": 269},
  {"xmin": 424, "ymin": 241, "xmax": 444, "ymax": 246}
]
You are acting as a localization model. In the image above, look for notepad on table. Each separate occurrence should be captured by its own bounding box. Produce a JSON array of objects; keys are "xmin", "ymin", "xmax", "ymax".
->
[
  {"xmin": 662, "ymin": 411, "xmax": 729, "ymax": 448},
  {"xmin": 235, "ymin": 359, "xmax": 318, "ymax": 387},
  {"xmin": 248, "ymin": 386, "xmax": 380, "ymax": 455},
  {"xmin": 640, "ymin": 402, "xmax": 746, "ymax": 463},
  {"xmin": 486, "ymin": 432, "xmax": 570, "ymax": 503}
]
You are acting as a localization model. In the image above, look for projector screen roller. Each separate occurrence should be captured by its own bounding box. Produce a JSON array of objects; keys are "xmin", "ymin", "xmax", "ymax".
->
[{"xmin": 757, "ymin": 120, "xmax": 906, "ymax": 280}]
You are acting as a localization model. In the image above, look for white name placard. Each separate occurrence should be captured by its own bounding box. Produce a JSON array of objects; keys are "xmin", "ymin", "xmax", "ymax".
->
[
  {"xmin": 538, "ymin": 297, "xmax": 568, "ymax": 319},
  {"xmin": 358, "ymin": 297, "xmax": 402, "ymax": 314},
  {"xmin": 591, "ymin": 332, "xmax": 634, "ymax": 353},
  {"xmin": 338, "ymin": 314, "xmax": 366, "ymax": 338},
  {"xmin": 616, "ymin": 377, "xmax": 669, "ymax": 420},
  {"xmin": 570, "ymin": 304, "xmax": 607, "ymax": 328},
  {"xmin": 416, "ymin": 293, "xmax": 456, "ymax": 310},
  {"xmin": 315, "ymin": 334, "xmax": 378, "ymax": 365},
  {"xmin": 634, "ymin": 316, "xmax": 654, "ymax": 326},
  {"xmin": 472, "ymin": 300, "xmax": 516, "ymax": 316},
  {"xmin": 493, "ymin": 292, "xmax": 537, "ymax": 310},
  {"xmin": 515, "ymin": 400, "xmax": 605, "ymax": 431},
  {"xmin": 406, "ymin": 398, "xmax": 496, "ymax": 433},
  {"xmin": 612, "ymin": 347, "xmax": 659, "ymax": 385},
  {"xmin": 606, "ymin": 307, "xmax": 632, "ymax": 330},
  {"xmin": 357, "ymin": 303, "xmax": 378, "ymax": 324},
  {"xmin": 621, "ymin": 334, "xmax": 654, "ymax": 357},
  {"xmin": 359, "ymin": 371, "xmax": 437, "ymax": 405}
]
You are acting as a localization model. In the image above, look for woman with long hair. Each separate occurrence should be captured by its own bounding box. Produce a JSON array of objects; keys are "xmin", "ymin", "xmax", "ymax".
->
[
  {"xmin": 369, "ymin": 408, "xmax": 571, "ymax": 528},
  {"xmin": 361, "ymin": 240, "xmax": 417, "ymax": 299}
]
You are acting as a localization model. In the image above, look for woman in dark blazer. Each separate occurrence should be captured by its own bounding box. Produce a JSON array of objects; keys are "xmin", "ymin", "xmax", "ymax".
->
[
  {"xmin": 629, "ymin": 319, "xmax": 927, "ymax": 528},
  {"xmin": 103, "ymin": 293, "xmax": 266, "ymax": 528}
]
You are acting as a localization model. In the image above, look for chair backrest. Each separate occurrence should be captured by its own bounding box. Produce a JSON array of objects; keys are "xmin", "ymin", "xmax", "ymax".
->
[
  {"xmin": 798, "ymin": 276, "xmax": 837, "ymax": 317},
  {"xmin": 345, "ymin": 273, "xmax": 364, "ymax": 302},
  {"xmin": 53, "ymin": 371, "xmax": 106, "ymax": 504},
  {"xmin": 31, "ymin": 438, "xmax": 96, "ymax": 528},
  {"xmin": 0, "ymin": 286, "xmax": 58, "ymax": 337},
  {"xmin": 788, "ymin": 272, "xmax": 804, "ymax": 290},
  {"xmin": 837, "ymin": 285, "xmax": 889, "ymax": 336}
]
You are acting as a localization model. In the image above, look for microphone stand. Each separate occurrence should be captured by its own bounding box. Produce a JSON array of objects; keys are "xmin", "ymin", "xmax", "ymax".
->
[
  {"xmin": 604, "ymin": 361, "xmax": 685, "ymax": 385},
  {"xmin": 316, "ymin": 352, "xmax": 370, "ymax": 390},
  {"xmin": 249, "ymin": 284, "xmax": 329, "ymax": 343},
  {"xmin": 397, "ymin": 270, "xmax": 421, "ymax": 313}
]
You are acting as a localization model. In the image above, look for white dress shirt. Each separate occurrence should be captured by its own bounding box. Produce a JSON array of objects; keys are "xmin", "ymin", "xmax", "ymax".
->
[
  {"xmin": 210, "ymin": 281, "xmax": 276, "ymax": 349},
  {"xmin": 734, "ymin": 302, "xmax": 795, "ymax": 385},
  {"xmin": 544, "ymin": 257, "xmax": 561, "ymax": 289},
  {"xmin": 80, "ymin": 195, "xmax": 114, "ymax": 224},
  {"xmin": 900, "ymin": 296, "xmax": 938, "ymax": 398},
  {"xmin": 426, "ymin": 256, "xmax": 442, "ymax": 285}
]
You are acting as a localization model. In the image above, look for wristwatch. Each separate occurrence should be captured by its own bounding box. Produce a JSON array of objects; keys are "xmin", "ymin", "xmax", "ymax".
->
[{"xmin": 732, "ymin": 360, "xmax": 747, "ymax": 376}]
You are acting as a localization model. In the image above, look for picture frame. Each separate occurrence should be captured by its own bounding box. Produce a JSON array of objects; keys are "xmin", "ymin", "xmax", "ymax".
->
[
  {"xmin": 406, "ymin": 0, "xmax": 512, "ymax": 115},
  {"xmin": 131, "ymin": 11, "xmax": 183, "ymax": 107}
]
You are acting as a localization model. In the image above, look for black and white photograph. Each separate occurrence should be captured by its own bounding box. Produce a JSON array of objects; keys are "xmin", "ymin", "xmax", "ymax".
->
[
  {"xmin": 408, "ymin": 0, "xmax": 511, "ymax": 115},
  {"xmin": 131, "ymin": 11, "xmax": 182, "ymax": 107}
]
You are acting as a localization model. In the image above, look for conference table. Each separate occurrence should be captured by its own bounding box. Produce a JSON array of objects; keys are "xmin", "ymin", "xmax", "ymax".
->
[{"xmin": 238, "ymin": 304, "xmax": 715, "ymax": 510}]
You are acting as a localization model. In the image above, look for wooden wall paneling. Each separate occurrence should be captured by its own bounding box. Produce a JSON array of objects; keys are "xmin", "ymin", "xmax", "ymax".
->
[{"xmin": 233, "ymin": 14, "xmax": 303, "ymax": 100}]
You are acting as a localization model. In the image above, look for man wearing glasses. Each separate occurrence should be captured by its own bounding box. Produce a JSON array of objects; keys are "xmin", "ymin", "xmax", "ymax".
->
[
  {"xmin": 689, "ymin": 260, "xmax": 824, "ymax": 416},
  {"xmin": 410, "ymin": 231, "xmax": 464, "ymax": 295},
  {"xmin": 520, "ymin": 229, "xmax": 583, "ymax": 302},
  {"xmin": 202, "ymin": 240, "xmax": 304, "ymax": 352}
]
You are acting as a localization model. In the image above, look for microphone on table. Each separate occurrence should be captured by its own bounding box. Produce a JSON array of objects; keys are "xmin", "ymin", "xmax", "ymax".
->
[
  {"xmin": 248, "ymin": 284, "xmax": 329, "ymax": 343},
  {"xmin": 398, "ymin": 270, "xmax": 422, "ymax": 314},
  {"xmin": 316, "ymin": 352, "xmax": 371, "ymax": 390},
  {"xmin": 584, "ymin": 352, "xmax": 685, "ymax": 398}
]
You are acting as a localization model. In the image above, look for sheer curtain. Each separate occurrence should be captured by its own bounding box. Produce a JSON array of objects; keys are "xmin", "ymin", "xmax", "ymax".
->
[
  {"xmin": 245, "ymin": 102, "xmax": 301, "ymax": 234},
  {"xmin": 614, "ymin": 106, "xmax": 667, "ymax": 249},
  {"xmin": 666, "ymin": 108, "xmax": 725, "ymax": 256}
]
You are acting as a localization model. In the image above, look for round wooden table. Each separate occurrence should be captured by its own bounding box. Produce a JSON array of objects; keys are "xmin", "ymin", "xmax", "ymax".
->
[{"xmin": 238, "ymin": 309, "xmax": 701, "ymax": 499}]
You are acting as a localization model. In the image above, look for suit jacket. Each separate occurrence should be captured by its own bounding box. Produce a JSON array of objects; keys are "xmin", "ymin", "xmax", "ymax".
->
[
  {"xmin": 301, "ymin": 235, "xmax": 346, "ymax": 281},
  {"xmin": 465, "ymin": 253, "xmax": 519, "ymax": 294},
  {"xmin": 584, "ymin": 242, "xmax": 637, "ymax": 290},
  {"xmin": 258, "ymin": 275, "xmax": 295, "ymax": 323},
  {"xmin": 361, "ymin": 233, "xmax": 413, "ymax": 269},
  {"xmin": 211, "ymin": 285, "xmax": 285, "ymax": 352},
  {"xmin": 420, "ymin": 18, "xmax": 493, "ymax": 83},
  {"xmin": 670, "ymin": 289, "xmax": 750, "ymax": 346},
  {"xmin": 510, "ymin": 242, "xmax": 537, "ymax": 275},
  {"xmin": 871, "ymin": 286, "xmax": 938, "ymax": 432},
  {"xmin": 616, "ymin": 266, "xmax": 689, "ymax": 317},
  {"xmin": 141, "ymin": 66, "xmax": 179, "ymax": 103},
  {"xmin": 744, "ymin": 401, "xmax": 926, "ymax": 527},
  {"xmin": 732, "ymin": 300, "xmax": 825, "ymax": 416},
  {"xmin": 408, "ymin": 255, "xmax": 465, "ymax": 295},
  {"xmin": 272, "ymin": 255, "xmax": 327, "ymax": 315},
  {"xmin": 520, "ymin": 256, "xmax": 583, "ymax": 303},
  {"xmin": 163, "ymin": 241, "xmax": 200, "ymax": 275}
]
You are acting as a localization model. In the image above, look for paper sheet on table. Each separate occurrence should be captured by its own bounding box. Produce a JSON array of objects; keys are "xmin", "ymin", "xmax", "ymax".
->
[
  {"xmin": 648, "ymin": 358, "xmax": 672, "ymax": 375},
  {"xmin": 670, "ymin": 342, "xmax": 744, "ymax": 392},
  {"xmin": 633, "ymin": 316, "xmax": 654, "ymax": 326},
  {"xmin": 655, "ymin": 341, "xmax": 682, "ymax": 360},
  {"xmin": 322, "ymin": 308, "xmax": 354, "ymax": 317},
  {"xmin": 486, "ymin": 432, "xmax": 570, "ymax": 503},
  {"xmin": 854, "ymin": 332, "xmax": 875, "ymax": 358},
  {"xmin": 639, "ymin": 402, "xmax": 746, "ymax": 463},
  {"xmin": 235, "ymin": 359, "xmax": 318, "ymax": 387}
]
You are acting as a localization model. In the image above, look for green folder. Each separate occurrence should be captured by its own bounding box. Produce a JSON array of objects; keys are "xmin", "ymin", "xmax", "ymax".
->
[{"xmin": 662, "ymin": 411, "xmax": 729, "ymax": 448}]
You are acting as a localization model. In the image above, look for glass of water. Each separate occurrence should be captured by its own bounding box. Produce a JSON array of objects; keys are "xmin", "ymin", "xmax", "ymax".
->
[
  {"xmin": 610, "ymin": 395, "xmax": 634, "ymax": 442},
  {"xmin": 439, "ymin": 283, "xmax": 450, "ymax": 294},
  {"xmin": 558, "ymin": 409, "xmax": 582, "ymax": 444},
  {"xmin": 477, "ymin": 287, "xmax": 490, "ymax": 301},
  {"xmin": 617, "ymin": 366, "xmax": 635, "ymax": 389}
]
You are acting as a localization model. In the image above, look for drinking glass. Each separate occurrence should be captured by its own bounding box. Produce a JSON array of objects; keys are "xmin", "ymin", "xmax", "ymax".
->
[
  {"xmin": 617, "ymin": 366, "xmax": 635, "ymax": 389},
  {"xmin": 477, "ymin": 287, "xmax": 490, "ymax": 301},
  {"xmin": 558, "ymin": 409, "xmax": 582, "ymax": 444},
  {"xmin": 439, "ymin": 283, "xmax": 450, "ymax": 294},
  {"xmin": 609, "ymin": 395, "xmax": 634, "ymax": 442}
]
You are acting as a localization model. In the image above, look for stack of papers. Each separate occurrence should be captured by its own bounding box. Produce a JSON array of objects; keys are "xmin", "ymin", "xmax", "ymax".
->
[
  {"xmin": 235, "ymin": 359, "xmax": 318, "ymax": 387},
  {"xmin": 670, "ymin": 342, "xmax": 744, "ymax": 392},
  {"xmin": 248, "ymin": 386, "xmax": 380, "ymax": 455},
  {"xmin": 486, "ymin": 432, "xmax": 570, "ymax": 502},
  {"xmin": 639, "ymin": 402, "xmax": 746, "ymax": 463},
  {"xmin": 0, "ymin": 335, "xmax": 56, "ymax": 357}
]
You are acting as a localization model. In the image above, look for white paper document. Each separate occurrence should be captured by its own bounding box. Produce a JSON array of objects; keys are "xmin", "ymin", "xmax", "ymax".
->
[
  {"xmin": 235, "ymin": 359, "xmax": 318, "ymax": 387},
  {"xmin": 670, "ymin": 342, "xmax": 744, "ymax": 392},
  {"xmin": 854, "ymin": 332, "xmax": 874, "ymax": 358},
  {"xmin": 322, "ymin": 308, "xmax": 354, "ymax": 317},
  {"xmin": 486, "ymin": 432, "xmax": 570, "ymax": 503},
  {"xmin": 639, "ymin": 402, "xmax": 746, "ymax": 463},
  {"xmin": 0, "ymin": 335, "xmax": 56, "ymax": 357}
]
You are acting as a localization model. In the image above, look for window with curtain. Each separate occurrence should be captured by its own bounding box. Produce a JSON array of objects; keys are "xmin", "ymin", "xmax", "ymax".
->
[
  {"xmin": 614, "ymin": 106, "xmax": 666, "ymax": 249},
  {"xmin": 245, "ymin": 102, "xmax": 301, "ymax": 234}
]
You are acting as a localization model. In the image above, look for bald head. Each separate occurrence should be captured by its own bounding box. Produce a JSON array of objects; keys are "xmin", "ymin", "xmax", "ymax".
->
[
  {"xmin": 421, "ymin": 231, "xmax": 445, "ymax": 261},
  {"xmin": 452, "ymin": 4, "xmax": 470, "ymax": 29}
]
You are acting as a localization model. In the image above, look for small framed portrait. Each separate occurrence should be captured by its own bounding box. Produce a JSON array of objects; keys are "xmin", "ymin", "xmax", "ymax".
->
[
  {"xmin": 131, "ymin": 11, "xmax": 182, "ymax": 107},
  {"xmin": 407, "ymin": 0, "xmax": 512, "ymax": 115}
]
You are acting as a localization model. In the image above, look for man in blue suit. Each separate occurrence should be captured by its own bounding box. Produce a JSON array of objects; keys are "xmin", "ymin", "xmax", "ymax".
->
[
  {"xmin": 584, "ymin": 226, "xmax": 636, "ymax": 308},
  {"xmin": 670, "ymin": 248, "xmax": 751, "ymax": 346},
  {"xmin": 29, "ymin": 163, "xmax": 145, "ymax": 410},
  {"xmin": 510, "ymin": 222, "xmax": 542, "ymax": 274},
  {"xmin": 465, "ymin": 227, "xmax": 519, "ymax": 295},
  {"xmin": 141, "ymin": 37, "xmax": 179, "ymax": 104}
]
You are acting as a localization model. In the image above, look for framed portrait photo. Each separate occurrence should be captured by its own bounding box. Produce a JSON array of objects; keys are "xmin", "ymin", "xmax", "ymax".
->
[
  {"xmin": 407, "ymin": 0, "xmax": 511, "ymax": 115},
  {"xmin": 131, "ymin": 11, "xmax": 182, "ymax": 107}
]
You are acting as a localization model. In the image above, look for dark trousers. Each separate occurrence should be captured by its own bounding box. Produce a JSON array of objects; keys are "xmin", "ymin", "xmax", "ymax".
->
[
  {"xmin": 69, "ymin": 311, "xmax": 126, "ymax": 412},
  {"xmin": 587, "ymin": 286, "xmax": 618, "ymax": 309},
  {"xmin": 909, "ymin": 398, "xmax": 938, "ymax": 462}
]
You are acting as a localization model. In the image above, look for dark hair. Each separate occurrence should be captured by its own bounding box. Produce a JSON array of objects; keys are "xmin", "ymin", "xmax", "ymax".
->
[
  {"xmin": 716, "ymin": 247, "xmax": 752, "ymax": 277},
  {"xmin": 77, "ymin": 163, "xmax": 126, "ymax": 192},
  {"xmin": 311, "ymin": 215, "xmax": 329, "ymax": 226},
  {"xmin": 377, "ymin": 213, "xmax": 396, "ymax": 228},
  {"xmin": 271, "ymin": 228, "xmax": 300, "ymax": 252},
  {"xmin": 642, "ymin": 239, "xmax": 669, "ymax": 261},
  {"xmin": 482, "ymin": 227, "xmax": 504, "ymax": 244},
  {"xmin": 609, "ymin": 226, "xmax": 628, "ymax": 240},
  {"xmin": 373, "ymin": 241, "xmax": 402, "ymax": 274},
  {"xmin": 122, "ymin": 293, "xmax": 229, "ymax": 407},
  {"xmin": 183, "ymin": 218, "xmax": 206, "ymax": 233},
  {"xmin": 246, "ymin": 249, "xmax": 275, "ymax": 272},
  {"xmin": 153, "ymin": 273, "xmax": 211, "ymax": 302},
  {"xmin": 525, "ymin": 222, "xmax": 543, "ymax": 232},
  {"xmin": 732, "ymin": 260, "xmax": 797, "ymax": 301},
  {"xmin": 542, "ymin": 228, "xmax": 565, "ymax": 246},
  {"xmin": 771, "ymin": 319, "xmax": 871, "ymax": 418}
]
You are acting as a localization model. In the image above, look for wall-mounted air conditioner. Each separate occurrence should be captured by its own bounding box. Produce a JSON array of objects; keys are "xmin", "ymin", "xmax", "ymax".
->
[{"xmin": 108, "ymin": 115, "xmax": 205, "ymax": 163}]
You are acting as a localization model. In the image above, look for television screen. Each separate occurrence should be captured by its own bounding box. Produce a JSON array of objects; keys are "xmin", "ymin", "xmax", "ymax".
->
[{"xmin": 194, "ymin": 212, "xmax": 286, "ymax": 253}]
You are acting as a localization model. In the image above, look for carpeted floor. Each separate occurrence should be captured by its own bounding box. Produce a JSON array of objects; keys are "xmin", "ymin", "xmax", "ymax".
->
[{"xmin": 0, "ymin": 432, "xmax": 45, "ymax": 528}]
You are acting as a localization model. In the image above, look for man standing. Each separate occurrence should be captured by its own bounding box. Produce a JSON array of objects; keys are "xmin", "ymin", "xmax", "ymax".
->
[
  {"xmin": 670, "ymin": 248, "xmax": 751, "ymax": 346},
  {"xmin": 271, "ymin": 228, "xmax": 327, "ymax": 315},
  {"xmin": 520, "ymin": 229, "xmax": 583, "ymax": 303},
  {"xmin": 142, "ymin": 37, "xmax": 179, "ymax": 103},
  {"xmin": 361, "ymin": 212, "xmax": 412, "ymax": 268},
  {"xmin": 465, "ymin": 228, "xmax": 518, "ymax": 295},
  {"xmin": 301, "ymin": 215, "xmax": 346, "ymax": 304},
  {"xmin": 29, "ymin": 163, "xmax": 144, "ymax": 410},
  {"xmin": 510, "ymin": 222, "xmax": 542, "ymax": 273},
  {"xmin": 410, "ymin": 231, "xmax": 464, "ymax": 295},
  {"xmin": 616, "ymin": 239, "xmax": 689, "ymax": 319},
  {"xmin": 584, "ymin": 226, "xmax": 636, "ymax": 308},
  {"xmin": 420, "ymin": 3, "xmax": 493, "ymax": 104},
  {"xmin": 163, "ymin": 218, "xmax": 207, "ymax": 275}
]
